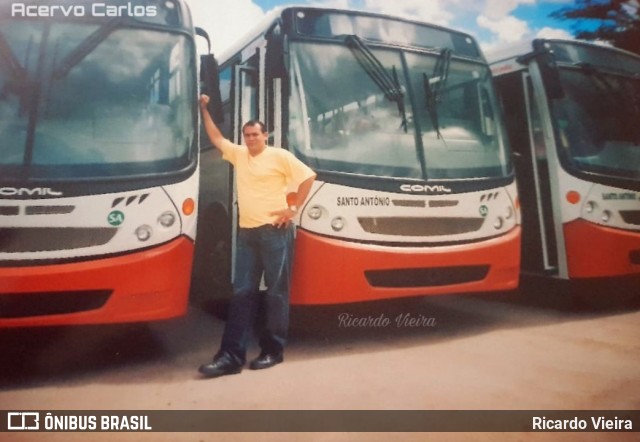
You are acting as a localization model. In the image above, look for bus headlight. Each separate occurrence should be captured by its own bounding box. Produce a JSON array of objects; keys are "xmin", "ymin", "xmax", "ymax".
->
[
  {"xmin": 585, "ymin": 201, "xmax": 596, "ymax": 214},
  {"xmin": 135, "ymin": 225, "xmax": 153, "ymax": 242},
  {"xmin": 331, "ymin": 216, "xmax": 345, "ymax": 232},
  {"xmin": 505, "ymin": 206, "xmax": 513, "ymax": 220},
  {"xmin": 494, "ymin": 216, "xmax": 504, "ymax": 230},
  {"xmin": 308, "ymin": 205, "xmax": 323, "ymax": 220},
  {"xmin": 158, "ymin": 211, "xmax": 176, "ymax": 227},
  {"xmin": 602, "ymin": 210, "xmax": 611, "ymax": 223}
]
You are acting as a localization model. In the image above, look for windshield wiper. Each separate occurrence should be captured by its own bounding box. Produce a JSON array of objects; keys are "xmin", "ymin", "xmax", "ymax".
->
[
  {"xmin": 0, "ymin": 30, "xmax": 28, "ymax": 81},
  {"xmin": 423, "ymin": 48, "xmax": 451, "ymax": 139},
  {"xmin": 344, "ymin": 34, "xmax": 408, "ymax": 132},
  {"xmin": 0, "ymin": 30, "xmax": 30, "ymax": 113},
  {"xmin": 52, "ymin": 17, "xmax": 122, "ymax": 79}
]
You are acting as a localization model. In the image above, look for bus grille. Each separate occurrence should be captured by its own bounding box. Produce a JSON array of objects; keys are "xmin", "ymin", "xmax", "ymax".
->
[
  {"xmin": 365, "ymin": 265, "xmax": 490, "ymax": 288},
  {"xmin": 0, "ymin": 228, "xmax": 117, "ymax": 253},
  {"xmin": 620, "ymin": 210, "xmax": 640, "ymax": 226},
  {"xmin": 358, "ymin": 217, "xmax": 484, "ymax": 236},
  {"xmin": 0, "ymin": 290, "xmax": 112, "ymax": 318}
]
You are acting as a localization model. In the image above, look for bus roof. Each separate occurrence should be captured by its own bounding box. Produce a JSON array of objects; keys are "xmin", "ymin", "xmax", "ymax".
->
[
  {"xmin": 217, "ymin": 5, "xmax": 482, "ymax": 65},
  {"xmin": 486, "ymin": 38, "xmax": 640, "ymax": 76}
]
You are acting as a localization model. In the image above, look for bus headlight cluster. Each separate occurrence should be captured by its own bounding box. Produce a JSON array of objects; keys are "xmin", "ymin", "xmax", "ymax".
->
[
  {"xmin": 505, "ymin": 206, "xmax": 514, "ymax": 220},
  {"xmin": 493, "ymin": 216, "xmax": 504, "ymax": 230},
  {"xmin": 331, "ymin": 216, "xmax": 345, "ymax": 232},
  {"xmin": 306, "ymin": 205, "xmax": 345, "ymax": 232},
  {"xmin": 308, "ymin": 205, "xmax": 322, "ymax": 220},
  {"xmin": 135, "ymin": 225, "xmax": 153, "ymax": 242},
  {"xmin": 158, "ymin": 211, "xmax": 176, "ymax": 227},
  {"xmin": 585, "ymin": 201, "xmax": 612, "ymax": 223}
]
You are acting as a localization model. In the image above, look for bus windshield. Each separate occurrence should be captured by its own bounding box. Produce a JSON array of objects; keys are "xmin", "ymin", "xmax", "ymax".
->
[
  {"xmin": 0, "ymin": 20, "xmax": 195, "ymax": 180},
  {"xmin": 288, "ymin": 41, "xmax": 509, "ymax": 180},
  {"xmin": 551, "ymin": 66, "xmax": 640, "ymax": 182}
]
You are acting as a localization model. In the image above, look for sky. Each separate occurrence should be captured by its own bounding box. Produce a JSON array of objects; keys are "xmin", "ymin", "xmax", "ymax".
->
[{"xmin": 185, "ymin": 0, "xmax": 580, "ymax": 56}]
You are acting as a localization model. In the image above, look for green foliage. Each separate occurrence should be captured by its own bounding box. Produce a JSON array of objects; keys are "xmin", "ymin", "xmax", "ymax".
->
[{"xmin": 550, "ymin": 0, "xmax": 640, "ymax": 54}]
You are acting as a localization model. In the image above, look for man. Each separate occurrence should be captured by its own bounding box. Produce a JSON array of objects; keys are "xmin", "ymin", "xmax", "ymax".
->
[{"xmin": 198, "ymin": 95, "xmax": 316, "ymax": 378}]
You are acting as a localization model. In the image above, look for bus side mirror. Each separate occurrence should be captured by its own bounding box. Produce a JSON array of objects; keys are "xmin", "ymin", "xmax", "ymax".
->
[
  {"xmin": 195, "ymin": 27, "xmax": 224, "ymax": 123},
  {"xmin": 266, "ymin": 23, "xmax": 287, "ymax": 78},
  {"xmin": 520, "ymin": 40, "xmax": 563, "ymax": 100},
  {"xmin": 200, "ymin": 54, "xmax": 225, "ymax": 124},
  {"xmin": 537, "ymin": 51, "xmax": 564, "ymax": 100}
]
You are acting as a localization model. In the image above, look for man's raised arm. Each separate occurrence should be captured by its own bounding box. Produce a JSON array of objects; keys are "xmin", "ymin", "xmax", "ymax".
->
[{"xmin": 199, "ymin": 94, "xmax": 227, "ymax": 152}]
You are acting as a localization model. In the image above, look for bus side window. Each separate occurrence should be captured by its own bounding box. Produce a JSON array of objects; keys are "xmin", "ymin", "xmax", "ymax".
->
[
  {"xmin": 219, "ymin": 65, "xmax": 233, "ymax": 138},
  {"xmin": 528, "ymin": 79, "xmax": 547, "ymax": 160}
]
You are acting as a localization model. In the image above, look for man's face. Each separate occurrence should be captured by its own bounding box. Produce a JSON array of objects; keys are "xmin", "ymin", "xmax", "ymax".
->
[{"xmin": 242, "ymin": 123, "xmax": 267, "ymax": 154}]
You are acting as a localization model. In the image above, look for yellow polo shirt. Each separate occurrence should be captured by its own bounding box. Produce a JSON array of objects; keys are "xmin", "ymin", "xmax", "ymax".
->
[{"xmin": 219, "ymin": 140, "xmax": 316, "ymax": 228}]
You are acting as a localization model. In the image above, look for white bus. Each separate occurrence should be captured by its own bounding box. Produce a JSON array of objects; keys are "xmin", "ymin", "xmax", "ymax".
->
[
  {"xmin": 201, "ymin": 6, "xmax": 521, "ymax": 304},
  {"xmin": 489, "ymin": 39, "xmax": 640, "ymax": 286},
  {"xmin": 0, "ymin": 0, "xmax": 211, "ymax": 326}
]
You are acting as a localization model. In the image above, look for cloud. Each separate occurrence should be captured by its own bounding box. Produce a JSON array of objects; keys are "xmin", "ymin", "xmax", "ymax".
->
[
  {"xmin": 187, "ymin": 0, "xmax": 265, "ymax": 54},
  {"xmin": 309, "ymin": 0, "xmax": 352, "ymax": 9},
  {"xmin": 361, "ymin": 0, "xmax": 455, "ymax": 27},
  {"xmin": 535, "ymin": 26, "xmax": 573, "ymax": 40},
  {"xmin": 477, "ymin": 14, "xmax": 530, "ymax": 43},
  {"xmin": 482, "ymin": 0, "xmax": 535, "ymax": 20}
]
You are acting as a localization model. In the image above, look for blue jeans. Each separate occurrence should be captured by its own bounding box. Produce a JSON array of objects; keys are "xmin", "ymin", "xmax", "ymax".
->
[{"xmin": 219, "ymin": 224, "xmax": 294, "ymax": 363}]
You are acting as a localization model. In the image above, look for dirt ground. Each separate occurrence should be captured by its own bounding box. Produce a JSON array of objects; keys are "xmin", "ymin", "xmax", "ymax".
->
[{"xmin": 1, "ymin": 290, "xmax": 639, "ymax": 441}]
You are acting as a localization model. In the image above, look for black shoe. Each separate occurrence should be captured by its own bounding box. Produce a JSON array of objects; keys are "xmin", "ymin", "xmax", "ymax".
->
[
  {"xmin": 198, "ymin": 353, "xmax": 243, "ymax": 378},
  {"xmin": 249, "ymin": 352, "xmax": 283, "ymax": 370}
]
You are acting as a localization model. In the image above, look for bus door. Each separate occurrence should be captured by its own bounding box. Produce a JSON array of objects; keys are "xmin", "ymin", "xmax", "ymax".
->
[
  {"xmin": 524, "ymin": 73, "xmax": 559, "ymax": 276},
  {"xmin": 230, "ymin": 57, "xmax": 259, "ymax": 283},
  {"xmin": 497, "ymin": 71, "xmax": 558, "ymax": 276}
]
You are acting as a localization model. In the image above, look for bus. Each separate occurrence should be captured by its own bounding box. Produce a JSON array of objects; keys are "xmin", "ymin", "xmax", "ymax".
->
[
  {"xmin": 488, "ymin": 39, "xmax": 640, "ymax": 287},
  {"xmin": 200, "ymin": 6, "xmax": 521, "ymax": 305},
  {"xmin": 0, "ymin": 0, "xmax": 211, "ymax": 326}
]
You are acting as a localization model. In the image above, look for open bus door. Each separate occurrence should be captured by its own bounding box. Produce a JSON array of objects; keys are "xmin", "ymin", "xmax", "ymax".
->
[
  {"xmin": 230, "ymin": 57, "xmax": 259, "ymax": 284},
  {"xmin": 495, "ymin": 70, "xmax": 559, "ymax": 277}
]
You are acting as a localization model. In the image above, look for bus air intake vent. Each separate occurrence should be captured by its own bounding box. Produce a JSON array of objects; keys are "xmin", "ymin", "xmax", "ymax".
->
[
  {"xmin": 358, "ymin": 217, "xmax": 484, "ymax": 236},
  {"xmin": 392, "ymin": 200, "xmax": 426, "ymax": 208},
  {"xmin": 112, "ymin": 193, "xmax": 150, "ymax": 208},
  {"xmin": 429, "ymin": 200, "xmax": 459, "ymax": 208},
  {"xmin": 365, "ymin": 265, "xmax": 490, "ymax": 288},
  {"xmin": 619, "ymin": 210, "xmax": 640, "ymax": 226},
  {"xmin": 0, "ymin": 290, "xmax": 112, "ymax": 318},
  {"xmin": 0, "ymin": 206, "xmax": 19, "ymax": 216},
  {"xmin": 0, "ymin": 228, "xmax": 117, "ymax": 253},
  {"xmin": 25, "ymin": 205, "xmax": 75, "ymax": 215}
]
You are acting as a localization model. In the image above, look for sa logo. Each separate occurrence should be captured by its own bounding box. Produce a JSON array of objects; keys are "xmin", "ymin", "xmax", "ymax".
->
[{"xmin": 108, "ymin": 210, "xmax": 125, "ymax": 226}]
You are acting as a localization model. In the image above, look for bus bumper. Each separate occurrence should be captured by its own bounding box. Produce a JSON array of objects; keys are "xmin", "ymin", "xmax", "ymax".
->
[
  {"xmin": 0, "ymin": 237, "xmax": 194, "ymax": 327},
  {"xmin": 290, "ymin": 227, "xmax": 521, "ymax": 305},
  {"xmin": 564, "ymin": 219, "xmax": 640, "ymax": 279}
]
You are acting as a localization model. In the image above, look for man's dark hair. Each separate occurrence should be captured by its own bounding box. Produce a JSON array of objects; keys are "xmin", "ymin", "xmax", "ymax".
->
[{"xmin": 242, "ymin": 120, "xmax": 267, "ymax": 134}]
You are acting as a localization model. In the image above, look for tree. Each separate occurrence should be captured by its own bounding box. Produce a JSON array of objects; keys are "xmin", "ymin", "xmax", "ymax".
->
[{"xmin": 550, "ymin": 0, "xmax": 640, "ymax": 54}]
